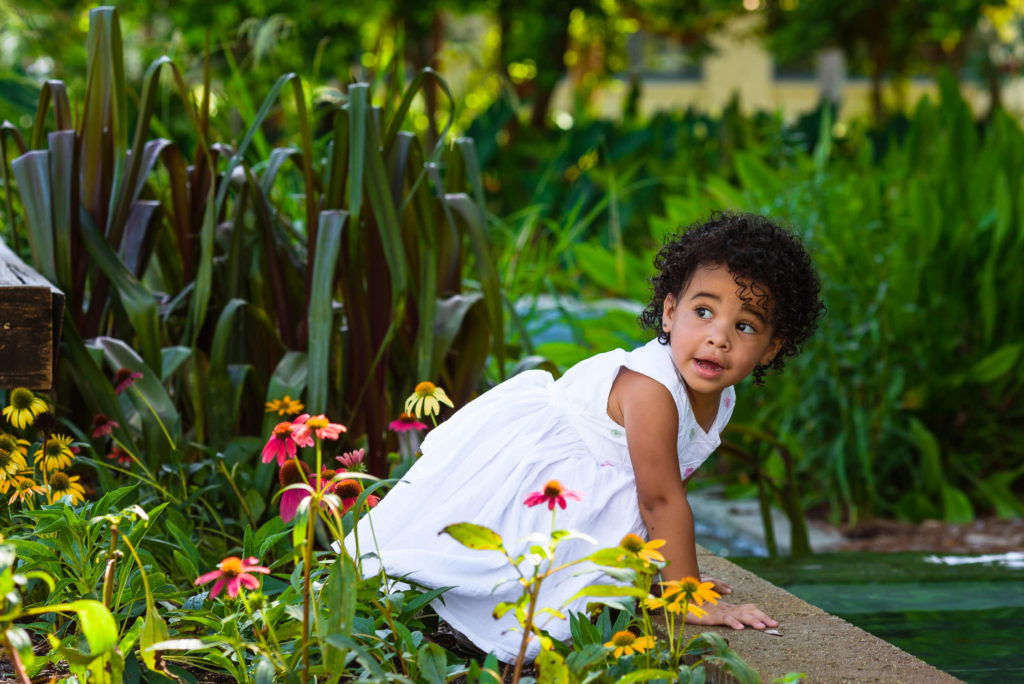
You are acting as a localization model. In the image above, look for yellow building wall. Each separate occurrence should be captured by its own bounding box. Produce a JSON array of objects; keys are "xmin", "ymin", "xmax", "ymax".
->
[{"xmin": 550, "ymin": 15, "xmax": 1014, "ymax": 123}]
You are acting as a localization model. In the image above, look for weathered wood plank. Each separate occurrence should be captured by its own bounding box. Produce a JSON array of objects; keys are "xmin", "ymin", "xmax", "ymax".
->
[{"xmin": 0, "ymin": 237, "xmax": 64, "ymax": 390}]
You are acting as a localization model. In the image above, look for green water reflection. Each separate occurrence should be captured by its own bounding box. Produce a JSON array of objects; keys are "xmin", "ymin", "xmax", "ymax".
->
[{"xmin": 732, "ymin": 552, "xmax": 1024, "ymax": 683}]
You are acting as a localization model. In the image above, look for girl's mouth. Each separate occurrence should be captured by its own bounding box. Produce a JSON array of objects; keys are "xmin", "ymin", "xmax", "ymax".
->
[{"xmin": 694, "ymin": 358, "xmax": 724, "ymax": 377}]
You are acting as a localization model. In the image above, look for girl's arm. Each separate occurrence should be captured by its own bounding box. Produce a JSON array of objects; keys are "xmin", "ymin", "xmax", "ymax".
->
[{"xmin": 611, "ymin": 368, "xmax": 777, "ymax": 631}]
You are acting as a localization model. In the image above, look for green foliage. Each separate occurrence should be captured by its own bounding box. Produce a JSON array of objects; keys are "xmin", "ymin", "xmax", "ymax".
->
[
  {"xmin": 1, "ymin": 6, "xmax": 503, "ymax": 478},
  {"xmin": 646, "ymin": 80, "xmax": 1024, "ymax": 524}
]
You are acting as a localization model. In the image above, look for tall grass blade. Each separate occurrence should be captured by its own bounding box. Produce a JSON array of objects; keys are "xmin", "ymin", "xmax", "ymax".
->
[
  {"xmin": 307, "ymin": 211, "xmax": 347, "ymax": 414},
  {"xmin": 10, "ymin": 150, "xmax": 55, "ymax": 282}
]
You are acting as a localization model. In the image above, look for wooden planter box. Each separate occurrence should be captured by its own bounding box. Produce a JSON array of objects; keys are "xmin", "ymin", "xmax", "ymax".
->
[{"xmin": 0, "ymin": 238, "xmax": 64, "ymax": 391}]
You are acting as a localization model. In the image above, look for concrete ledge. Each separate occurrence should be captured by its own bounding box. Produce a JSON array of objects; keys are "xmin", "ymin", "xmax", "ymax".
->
[{"xmin": 653, "ymin": 546, "xmax": 962, "ymax": 683}]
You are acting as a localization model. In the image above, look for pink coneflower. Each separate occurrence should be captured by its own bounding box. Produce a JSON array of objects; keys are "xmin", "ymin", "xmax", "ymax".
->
[
  {"xmin": 292, "ymin": 414, "xmax": 345, "ymax": 444},
  {"xmin": 333, "ymin": 477, "xmax": 362, "ymax": 513},
  {"xmin": 114, "ymin": 368, "xmax": 143, "ymax": 395},
  {"xmin": 194, "ymin": 556, "xmax": 270, "ymax": 599},
  {"xmin": 289, "ymin": 414, "xmax": 314, "ymax": 448},
  {"xmin": 278, "ymin": 459, "xmax": 312, "ymax": 523},
  {"xmin": 523, "ymin": 480, "xmax": 583, "ymax": 510},
  {"xmin": 336, "ymin": 448, "xmax": 365, "ymax": 471},
  {"xmin": 105, "ymin": 446, "xmax": 132, "ymax": 468},
  {"xmin": 262, "ymin": 420, "xmax": 298, "ymax": 467},
  {"xmin": 388, "ymin": 412, "xmax": 428, "ymax": 432},
  {"xmin": 92, "ymin": 414, "xmax": 120, "ymax": 439}
]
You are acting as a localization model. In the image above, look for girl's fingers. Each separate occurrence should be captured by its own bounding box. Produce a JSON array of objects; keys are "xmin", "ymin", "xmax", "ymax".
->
[
  {"xmin": 695, "ymin": 602, "xmax": 778, "ymax": 630},
  {"xmin": 700, "ymin": 575, "xmax": 733, "ymax": 594}
]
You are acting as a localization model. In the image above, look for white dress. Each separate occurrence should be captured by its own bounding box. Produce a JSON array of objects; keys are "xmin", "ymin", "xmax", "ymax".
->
[{"xmin": 344, "ymin": 338, "xmax": 734, "ymax": 663}]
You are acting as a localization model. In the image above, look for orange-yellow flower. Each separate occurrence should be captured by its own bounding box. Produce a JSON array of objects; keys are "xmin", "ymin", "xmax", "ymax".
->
[
  {"xmin": 0, "ymin": 433, "xmax": 29, "ymax": 458},
  {"xmin": 6, "ymin": 471, "xmax": 45, "ymax": 505},
  {"xmin": 34, "ymin": 434, "xmax": 75, "ymax": 471},
  {"xmin": 48, "ymin": 471, "xmax": 86, "ymax": 505},
  {"xmin": 265, "ymin": 395, "xmax": 304, "ymax": 416},
  {"xmin": 3, "ymin": 388, "xmax": 47, "ymax": 429},
  {"xmin": 604, "ymin": 630, "xmax": 655, "ymax": 657},
  {"xmin": 0, "ymin": 441, "xmax": 27, "ymax": 485},
  {"xmin": 662, "ymin": 577, "xmax": 720, "ymax": 607},
  {"xmin": 403, "ymin": 381, "xmax": 454, "ymax": 419},
  {"xmin": 642, "ymin": 594, "xmax": 707, "ymax": 619},
  {"xmin": 617, "ymin": 534, "xmax": 666, "ymax": 563}
]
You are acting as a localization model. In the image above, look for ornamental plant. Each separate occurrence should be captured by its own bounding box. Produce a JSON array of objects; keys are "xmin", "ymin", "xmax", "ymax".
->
[
  {"xmin": 443, "ymin": 480, "xmax": 759, "ymax": 684},
  {"xmin": 0, "ymin": 387, "xmax": 86, "ymax": 508}
]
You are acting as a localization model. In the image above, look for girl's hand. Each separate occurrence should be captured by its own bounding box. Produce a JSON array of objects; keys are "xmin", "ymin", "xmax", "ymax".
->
[
  {"xmin": 685, "ymin": 601, "xmax": 778, "ymax": 630},
  {"xmin": 700, "ymin": 575, "xmax": 732, "ymax": 595}
]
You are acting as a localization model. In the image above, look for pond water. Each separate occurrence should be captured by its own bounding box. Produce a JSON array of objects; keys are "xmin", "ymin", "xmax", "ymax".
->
[{"xmin": 730, "ymin": 551, "xmax": 1024, "ymax": 683}]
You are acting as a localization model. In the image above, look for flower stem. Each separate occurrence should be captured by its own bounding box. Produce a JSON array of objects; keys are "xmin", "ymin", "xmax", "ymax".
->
[
  {"xmin": 131, "ymin": 385, "xmax": 175, "ymax": 449},
  {"xmin": 1, "ymin": 629, "xmax": 32, "ymax": 684},
  {"xmin": 301, "ymin": 503, "xmax": 315, "ymax": 684},
  {"xmin": 512, "ymin": 582, "xmax": 541, "ymax": 684},
  {"xmin": 240, "ymin": 592, "xmax": 283, "ymax": 671},
  {"xmin": 218, "ymin": 459, "xmax": 256, "ymax": 529},
  {"xmin": 40, "ymin": 436, "xmax": 48, "ymax": 504},
  {"xmin": 109, "ymin": 437, "xmax": 178, "ymax": 502},
  {"xmin": 101, "ymin": 524, "xmax": 120, "ymax": 609}
]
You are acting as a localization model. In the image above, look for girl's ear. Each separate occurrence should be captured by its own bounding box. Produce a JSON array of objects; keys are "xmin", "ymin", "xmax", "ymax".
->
[
  {"xmin": 662, "ymin": 293, "xmax": 678, "ymax": 330},
  {"xmin": 760, "ymin": 336, "xmax": 784, "ymax": 365}
]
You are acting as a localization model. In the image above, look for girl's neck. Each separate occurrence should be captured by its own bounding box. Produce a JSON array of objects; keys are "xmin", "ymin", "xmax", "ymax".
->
[{"xmin": 684, "ymin": 384, "xmax": 721, "ymax": 433}]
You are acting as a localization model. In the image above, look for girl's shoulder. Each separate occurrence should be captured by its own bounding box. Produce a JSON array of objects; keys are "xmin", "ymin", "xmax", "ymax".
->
[{"xmin": 621, "ymin": 338, "xmax": 685, "ymax": 395}]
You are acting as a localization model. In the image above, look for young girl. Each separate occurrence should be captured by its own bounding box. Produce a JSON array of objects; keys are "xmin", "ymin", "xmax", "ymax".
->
[{"xmin": 346, "ymin": 212, "xmax": 824, "ymax": 663}]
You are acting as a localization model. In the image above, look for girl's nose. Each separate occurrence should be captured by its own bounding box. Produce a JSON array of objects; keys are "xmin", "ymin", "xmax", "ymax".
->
[{"xmin": 706, "ymin": 323, "xmax": 731, "ymax": 348}]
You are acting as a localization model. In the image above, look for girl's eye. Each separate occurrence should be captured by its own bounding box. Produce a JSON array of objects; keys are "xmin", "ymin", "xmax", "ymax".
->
[
  {"xmin": 737, "ymin": 322, "xmax": 757, "ymax": 334},
  {"xmin": 695, "ymin": 307, "xmax": 712, "ymax": 319}
]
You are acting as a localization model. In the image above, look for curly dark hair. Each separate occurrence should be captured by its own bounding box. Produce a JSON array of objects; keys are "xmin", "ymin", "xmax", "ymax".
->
[{"xmin": 639, "ymin": 211, "xmax": 825, "ymax": 384}]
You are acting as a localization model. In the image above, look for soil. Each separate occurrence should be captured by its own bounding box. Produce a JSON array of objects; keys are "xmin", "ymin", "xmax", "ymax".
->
[{"xmin": 835, "ymin": 515, "xmax": 1024, "ymax": 554}]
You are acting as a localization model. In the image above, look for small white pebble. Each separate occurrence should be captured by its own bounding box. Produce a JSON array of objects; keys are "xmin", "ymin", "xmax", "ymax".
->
[{"xmin": 763, "ymin": 629, "xmax": 782, "ymax": 636}]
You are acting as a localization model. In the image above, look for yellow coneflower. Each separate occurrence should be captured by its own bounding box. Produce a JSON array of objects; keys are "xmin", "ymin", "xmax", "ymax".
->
[
  {"xmin": 34, "ymin": 434, "xmax": 75, "ymax": 471},
  {"xmin": 403, "ymin": 381, "xmax": 454, "ymax": 419},
  {"xmin": 0, "ymin": 446, "xmax": 28, "ymax": 491},
  {"xmin": 604, "ymin": 630, "xmax": 655, "ymax": 658},
  {"xmin": 0, "ymin": 433, "xmax": 30, "ymax": 458},
  {"xmin": 2, "ymin": 388, "xmax": 47, "ymax": 429},
  {"xmin": 264, "ymin": 395, "xmax": 304, "ymax": 416},
  {"xmin": 661, "ymin": 577, "xmax": 721, "ymax": 607},
  {"xmin": 616, "ymin": 533, "xmax": 667, "ymax": 564},
  {"xmin": 48, "ymin": 471, "xmax": 86, "ymax": 505},
  {"xmin": 7, "ymin": 471, "xmax": 45, "ymax": 505}
]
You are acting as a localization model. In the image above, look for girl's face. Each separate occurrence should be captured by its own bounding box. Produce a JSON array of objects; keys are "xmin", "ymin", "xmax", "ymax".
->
[{"xmin": 662, "ymin": 264, "xmax": 782, "ymax": 416}]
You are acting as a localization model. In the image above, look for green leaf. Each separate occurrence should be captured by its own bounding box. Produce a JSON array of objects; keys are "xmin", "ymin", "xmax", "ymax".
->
[
  {"xmin": 323, "ymin": 635, "xmax": 388, "ymax": 680},
  {"xmin": 968, "ymin": 343, "xmax": 1022, "ymax": 383},
  {"xmin": 139, "ymin": 609, "xmax": 170, "ymax": 672},
  {"xmin": 566, "ymin": 584, "xmax": 645, "ymax": 604},
  {"xmin": 307, "ymin": 210, "xmax": 347, "ymax": 413},
  {"xmin": 79, "ymin": 207, "xmax": 162, "ymax": 375},
  {"xmin": 940, "ymin": 484, "xmax": 974, "ymax": 524},
  {"xmin": 255, "ymin": 657, "xmax": 276, "ymax": 684},
  {"xmin": 118, "ymin": 616, "xmax": 144, "ymax": 654},
  {"xmin": 441, "ymin": 523, "xmax": 505, "ymax": 551},
  {"xmin": 323, "ymin": 553, "xmax": 356, "ymax": 673},
  {"xmin": 417, "ymin": 642, "xmax": 448, "ymax": 684},
  {"xmin": 33, "ymin": 600, "xmax": 118, "ymax": 664},
  {"xmin": 614, "ymin": 669, "xmax": 681, "ymax": 683},
  {"xmin": 5, "ymin": 627, "xmax": 35, "ymax": 671},
  {"xmin": 207, "ymin": 298, "xmax": 248, "ymax": 449},
  {"xmin": 536, "ymin": 650, "xmax": 569, "ymax": 684},
  {"xmin": 9, "ymin": 150, "xmax": 56, "ymax": 282},
  {"xmin": 905, "ymin": 417, "xmax": 943, "ymax": 496}
]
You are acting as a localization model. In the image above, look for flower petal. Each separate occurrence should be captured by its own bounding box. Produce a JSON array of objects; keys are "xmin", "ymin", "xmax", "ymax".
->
[
  {"xmin": 208, "ymin": 576, "xmax": 226, "ymax": 599},
  {"xmin": 195, "ymin": 569, "xmax": 223, "ymax": 586}
]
